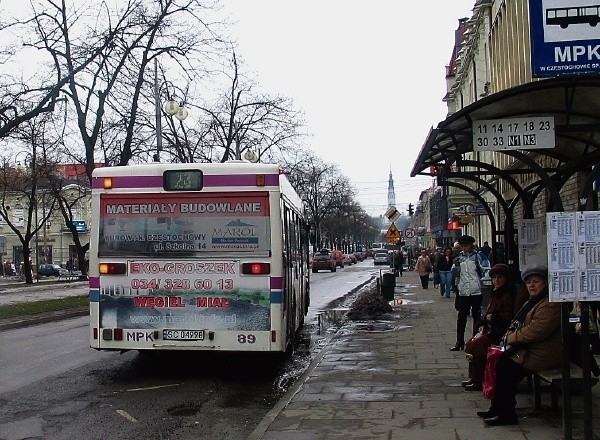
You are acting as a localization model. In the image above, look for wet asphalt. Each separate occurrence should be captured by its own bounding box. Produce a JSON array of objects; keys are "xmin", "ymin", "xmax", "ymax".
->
[{"xmin": 1, "ymin": 274, "xmax": 599, "ymax": 439}]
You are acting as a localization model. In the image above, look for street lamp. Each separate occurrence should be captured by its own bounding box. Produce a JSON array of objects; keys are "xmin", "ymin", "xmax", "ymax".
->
[{"xmin": 154, "ymin": 59, "xmax": 188, "ymax": 162}]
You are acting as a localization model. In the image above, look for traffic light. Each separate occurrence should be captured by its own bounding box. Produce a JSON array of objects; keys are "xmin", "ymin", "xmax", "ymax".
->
[{"xmin": 408, "ymin": 203, "xmax": 414, "ymax": 217}]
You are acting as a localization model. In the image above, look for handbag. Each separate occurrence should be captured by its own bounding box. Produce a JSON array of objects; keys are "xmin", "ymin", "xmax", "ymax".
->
[
  {"xmin": 482, "ymin": 345, "xmax": 503, "ymax": 399},
  {"xmin": 464, "ymin": 332, "xmax": 490, "ymax": 358}
]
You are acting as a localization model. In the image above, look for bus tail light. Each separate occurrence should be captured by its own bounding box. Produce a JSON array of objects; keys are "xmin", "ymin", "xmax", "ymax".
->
[
  {"xmin": 113, "ymin": 328, "xmax": 123, "ymax": 341},
  {"xmin": 271, "ymin": 330, "xmax": 277, "ymax": 342},
  {"xmin": 242, "ymin": 262, "xmax": 270, "ymax": 275},
  {"xmin": 93, "ymin": 328, "xmax": 98, "ymax": 339},
  {"xmin": 101, "ymin": 328, "xmax": 123, "ymax": 341},
  {"xmin": 99, "ymin": 263, "xmax": 127, "ymax": 275}
]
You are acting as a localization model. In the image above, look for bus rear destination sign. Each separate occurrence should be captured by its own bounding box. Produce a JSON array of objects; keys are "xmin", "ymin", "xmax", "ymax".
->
[{"xmin": 473, "ymin": 117, "xmax": 555, "ymax": 151}]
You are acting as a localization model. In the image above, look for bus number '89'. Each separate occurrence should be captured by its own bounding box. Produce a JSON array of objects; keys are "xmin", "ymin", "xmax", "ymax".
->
[{"xmin": 237, "ymin": 334, "xmax": 256, "ymax": 344}]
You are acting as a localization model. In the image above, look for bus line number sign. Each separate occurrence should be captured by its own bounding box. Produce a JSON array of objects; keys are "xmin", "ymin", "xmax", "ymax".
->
[{"xmin": 473, "ymin": 117, "xmax": 555, "ymax": 151}]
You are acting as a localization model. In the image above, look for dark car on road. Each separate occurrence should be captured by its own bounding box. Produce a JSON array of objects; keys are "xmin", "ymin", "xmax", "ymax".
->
[
  {"xmin": 311, "ymin": 252, "xmax": 337, "ymax": 273},
  {"xmin": 37, "ymin": 263, "xmax": 69, "ymax": 277}
]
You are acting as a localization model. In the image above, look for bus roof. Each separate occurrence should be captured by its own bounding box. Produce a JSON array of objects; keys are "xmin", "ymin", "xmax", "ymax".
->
[{"xmin": 91, "ymin": 161, "xmax": 283, "ymax": 177}]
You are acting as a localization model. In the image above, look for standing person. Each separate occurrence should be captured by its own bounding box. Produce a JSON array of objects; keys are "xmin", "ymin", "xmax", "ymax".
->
[
  {"xmin": 393, "ymin": 249, "xmax": 404, "ymax": 277},
  {"xmin": 437, "ymin": 247, "xmax": 454, "ymax": 298},
  {"xmin": 432, "ymin": 247, "xmax": 443, "ymax": 290},
  {"xmin": 450, "ymin": 235, "xmax": 490, "ymax": 351},
  {"xmin": 415, "ymin": 250, "xmax": 432, "ymax": 289},
  {"xmin": 493, "ymin": 241, "xmax": 505, "ymax": 264},
  {"xmin": 480, "ymin": 241, "xmax": 492, "ymax": 263},
  {"xmin": 478, "ymin": 266, "xmax": 561, "ymax": 426},
  {"xmin": 462, "ymin": 263, "xmax": 515, "ymax": 390}
]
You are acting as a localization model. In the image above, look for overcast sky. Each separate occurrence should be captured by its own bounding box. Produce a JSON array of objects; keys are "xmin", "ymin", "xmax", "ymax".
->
[{"xmin": 222, "ymin": 1, "xmax": 476, "ymax": 217}]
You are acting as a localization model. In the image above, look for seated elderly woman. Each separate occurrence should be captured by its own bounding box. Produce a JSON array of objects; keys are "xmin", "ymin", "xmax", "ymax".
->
[
  {"xmin": 477, "ymin": 266, "xmax": 562, "ymax": 426},
  {"xmin": 462, "ymin": 263, "xmax": 515, "ymax": 391}
]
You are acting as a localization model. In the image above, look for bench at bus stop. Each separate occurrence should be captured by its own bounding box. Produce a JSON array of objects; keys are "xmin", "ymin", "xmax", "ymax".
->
[{"xmin": 531, "ymin": 362, "xmax": 599, "ymax": 411}]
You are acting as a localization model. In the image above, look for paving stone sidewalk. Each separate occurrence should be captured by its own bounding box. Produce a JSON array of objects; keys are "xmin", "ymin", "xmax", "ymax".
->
[{"xmin": 250, "ymin": 269, "xmax": 599, "ymax": 440}]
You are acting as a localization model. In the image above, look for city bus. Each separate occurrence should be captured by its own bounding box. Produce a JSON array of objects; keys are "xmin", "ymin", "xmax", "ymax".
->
[{"xmin": 89, "ymin": 162, "xmax": 310, "ymax": 354}]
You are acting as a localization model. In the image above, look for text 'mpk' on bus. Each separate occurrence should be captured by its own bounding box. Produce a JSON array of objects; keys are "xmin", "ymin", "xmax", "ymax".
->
[{"xmin": 89, "ymin": 162, "xmax": 310, "ymax": 354}]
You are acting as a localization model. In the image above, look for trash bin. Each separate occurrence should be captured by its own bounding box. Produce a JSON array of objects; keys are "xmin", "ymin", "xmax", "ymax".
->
[
  {"xmin": 381, "ymin": 272, "xmax": 396, "ymax": 301},
  {"xmin": 480, "ymin": 274, "xmax": 493, "ymax": 308}
]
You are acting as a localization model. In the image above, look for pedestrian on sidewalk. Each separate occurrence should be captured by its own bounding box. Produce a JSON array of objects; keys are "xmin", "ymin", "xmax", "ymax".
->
[
  {"xmin": 432, "ymin": 247, "xmax": 443, "ymax": 289},
  {"xmin": 450, "ymin": 235, "xmax": 490, "ymax": 351},
  {"xmin": 462, "ymin": 263, "xmax": 515, "ymax": 391},
  {"xmin": 393, "ymin": 249, "xmax": 404, "ymax": 277},
  {"xmin": 415, "ymin": 250, "xmax": 432, "ymax": 289},
  {"xmin": 437, "ymin": 247, "xmax": 454, "ymax": 298},
  {"xmin": 478, "ymin": 266, "xmax": 561, "ymax": 426}
]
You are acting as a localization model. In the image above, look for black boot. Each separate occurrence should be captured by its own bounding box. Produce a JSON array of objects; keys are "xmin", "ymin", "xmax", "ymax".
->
[
  {"xmin": 477, "ymin": 409, "xmax": 496, "ymax": 418},
  {"xmin": 450, "ymin": 341, "xmax": 464, "ymax": 351}
]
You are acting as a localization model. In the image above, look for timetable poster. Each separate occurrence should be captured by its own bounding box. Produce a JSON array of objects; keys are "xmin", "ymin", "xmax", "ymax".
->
[
  {"xmin": 576, "ymin": 211, "xmax": 600, "ymax": 300},
  {"xmin": 518, "ymin": 219, "xmax": 547, "ymax": 268},
  {"xmin": 546, "ymin": 211, "xmax": 600, "ymax": 302}
]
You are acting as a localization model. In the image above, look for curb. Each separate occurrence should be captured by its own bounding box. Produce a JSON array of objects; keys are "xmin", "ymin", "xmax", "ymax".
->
[
  {"xmin": 247, "ymin": 324, "xmax": 344, "ymax": 440},
  {"xmin": 0, "ymin": 306, "xmax": 89, "ymax": 331}
]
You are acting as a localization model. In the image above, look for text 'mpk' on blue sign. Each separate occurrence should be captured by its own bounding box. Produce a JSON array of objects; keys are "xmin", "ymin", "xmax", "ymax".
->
[{"xmin": 529, "ymin": 0, "xmax": 600, "ymax": 77}]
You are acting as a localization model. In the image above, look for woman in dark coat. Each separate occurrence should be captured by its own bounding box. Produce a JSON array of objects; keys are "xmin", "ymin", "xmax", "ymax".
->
[
  {"xmin": 462, "ymin": 263, "xmax": 515, "ymax": 390},
  {"xmin": 477, "ymin": 266, "xmax": 562, "ymax": 426}
]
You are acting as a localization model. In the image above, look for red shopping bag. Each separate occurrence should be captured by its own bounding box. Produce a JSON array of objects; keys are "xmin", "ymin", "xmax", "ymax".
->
[{"xmin": 482, "ymin": 345, "xmax": 503, "ymax": 399}]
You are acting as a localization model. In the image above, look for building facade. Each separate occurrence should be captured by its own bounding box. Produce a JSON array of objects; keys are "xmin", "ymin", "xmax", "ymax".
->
[
  {"xmin": 0, "ymin": 164, "xmax": 91, "ymax": 275},
  {"xmin": 416, "ymin": 0, "xmax": 600, "ymax": 263}
]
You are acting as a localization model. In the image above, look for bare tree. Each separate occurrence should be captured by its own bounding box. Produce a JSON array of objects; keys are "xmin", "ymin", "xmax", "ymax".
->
[
  {"xmin": 46, "ymin": 174, "xmax": 91, "ymax": 277},
  {"xmin": 189, "ymin": 51, "xmax": 304, "ymax": 163},
  {"xmin": 1, "ymin": 0, "xmax": 225, "ymax": 172},
  {"xmin": 0, "ymin": 115, "xmax": 61, "ymax": 283},
  {"xmin": 1, "ymin": 0, "xmax": 227, "ymax": 269},
  {"xmin": 282, "ymin": 149, "xmax": 379, "ymax": 251}
]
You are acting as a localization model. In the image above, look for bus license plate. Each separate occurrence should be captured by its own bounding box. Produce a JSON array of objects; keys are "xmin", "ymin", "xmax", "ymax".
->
[{"xmin": 162, "ymin": 329, "xmax": 204, "ymax": 341}]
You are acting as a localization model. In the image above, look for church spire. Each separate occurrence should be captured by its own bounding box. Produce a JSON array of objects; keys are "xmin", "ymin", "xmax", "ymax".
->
[{"xmin": 387, "ymin": 167, "xmax": 396, "ymax": 209}]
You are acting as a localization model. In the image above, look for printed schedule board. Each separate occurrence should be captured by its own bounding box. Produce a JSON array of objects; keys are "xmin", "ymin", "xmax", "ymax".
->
[
  {"xmin": 529, "ymin": 0, "xmax": 600, "ymax": 76},
  {"xmin": 547, "ymin": 211, "xmax": 600, "ymax": 302}
]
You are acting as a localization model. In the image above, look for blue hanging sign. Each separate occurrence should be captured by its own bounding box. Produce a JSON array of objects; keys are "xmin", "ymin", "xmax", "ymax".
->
[{"xmin": 529, "ymin": 0, "xmax": 600, "ymax": 77}]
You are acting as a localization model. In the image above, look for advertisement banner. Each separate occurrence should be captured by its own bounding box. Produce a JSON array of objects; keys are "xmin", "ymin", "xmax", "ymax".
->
[
  {"xmin": 98, "ymin": 259, "xmax": 271, "ymax": 331},
  {"xmin": 98, "ymin": 192, "xmax": 271, "ymax": 255}
]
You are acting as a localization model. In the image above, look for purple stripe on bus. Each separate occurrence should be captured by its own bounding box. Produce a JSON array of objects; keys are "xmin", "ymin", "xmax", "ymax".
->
[
  {"xmin": 204, "ymin": 174, "xmax": 279, "ymax": 186},
  {"xmin": 92, "ymin": 174, "xmax": 280, "ymax": 189},
  {"xmin": 92, "ymin": 176, "xmax": 162, "ymax": 188},
  {"xmin": 270, "ymin": 277, "xmax": 283, "ymax": 289},
  {"xmin": 89, "ymin": 277, "xmax": 100, "ymax": 288}
]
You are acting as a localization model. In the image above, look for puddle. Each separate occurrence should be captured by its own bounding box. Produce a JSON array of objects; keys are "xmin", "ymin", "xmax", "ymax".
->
[
  {"xmin": 316, "ymin": 307, "xmax": 349, "ymax": 334},
  {"xmin": 349, "ymin": 322, "xmax": 412, "ymax": 332},
  {"xmin": 392, "ymin": 298, "xmax": 435, "ymax": 306}
]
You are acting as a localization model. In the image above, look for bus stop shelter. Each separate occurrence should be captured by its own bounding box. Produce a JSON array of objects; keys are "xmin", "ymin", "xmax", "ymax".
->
[{"xmin": 411, "ymin": 75, "xmax": 600, "ymax": 439}]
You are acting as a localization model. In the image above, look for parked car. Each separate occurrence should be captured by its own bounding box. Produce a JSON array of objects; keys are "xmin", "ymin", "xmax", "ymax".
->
[
  {"xmin": 38, "ymin": 263, "xmax": 69, "ymax": 277},
  {"xmin": 353, "ymin": 251, "xmax": 365, "ymax": 262},
  {"xmin": 344, "ymin": 253, "xmax": 357, "ymax": 265},
  {"xmin": 330, "ymin": 249, "xmax": 345, "ymax": 268},
  {"xmin": 373, "ymin": 251, "xmax": 390, "ymax": 266},
  {"xmin": 311, "ymin": 252, "xmax": 337, "ymax": 273}
]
